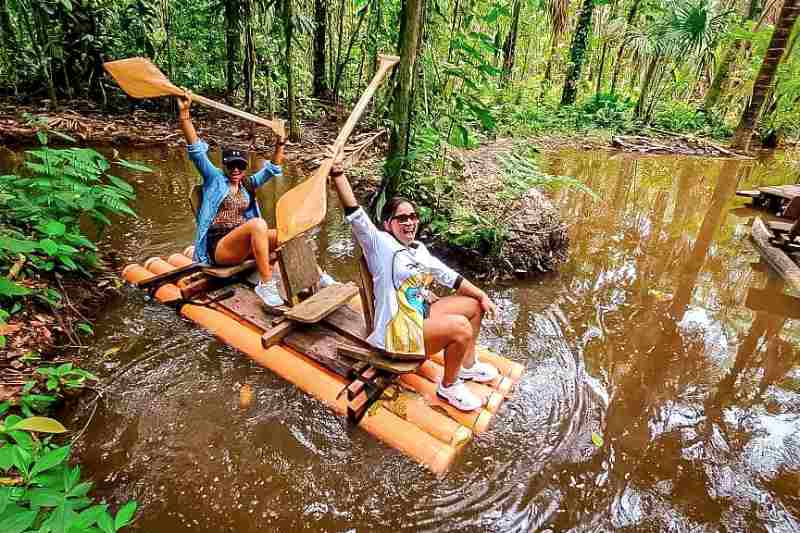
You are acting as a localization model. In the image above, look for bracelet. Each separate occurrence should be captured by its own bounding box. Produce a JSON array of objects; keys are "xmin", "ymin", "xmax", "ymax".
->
[{"xmin": 179, "ymin": 113, "xmax": 190, "ymax": 121}]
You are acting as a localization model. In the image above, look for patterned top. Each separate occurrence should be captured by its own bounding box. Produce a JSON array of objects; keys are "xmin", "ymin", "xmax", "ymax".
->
[{"xmin": 210, "ymin": 186, "xmax": 249, "ymax": 230}]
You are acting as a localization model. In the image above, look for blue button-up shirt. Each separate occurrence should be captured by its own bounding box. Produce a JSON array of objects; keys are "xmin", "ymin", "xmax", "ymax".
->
[{"xmin": 187, "ymin": 139, "xmax": 282, "ymax": 264}]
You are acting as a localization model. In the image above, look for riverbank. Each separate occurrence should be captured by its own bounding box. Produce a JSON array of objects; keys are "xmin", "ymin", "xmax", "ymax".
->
[{"xmin": 0, "ymin": 96, "xmax": 760, "ymax": 158}]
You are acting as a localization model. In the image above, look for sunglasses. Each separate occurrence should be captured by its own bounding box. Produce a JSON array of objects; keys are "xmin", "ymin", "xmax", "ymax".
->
[
  {"xmin": 225, "ymin": 161, "xmax": 247, "ymax": 172},
  {"xmin": 392, "ymin": 213, "xmax": 419, "ymax": 224}
]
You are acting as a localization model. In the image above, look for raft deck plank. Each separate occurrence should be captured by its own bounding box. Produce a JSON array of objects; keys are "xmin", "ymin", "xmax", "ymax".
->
[
  {"xmin": 283, "ymin": 324, "xmax": 376, "ymax": 378},
  {"xmin": 214, "ymin": 285, "xmax": 284, "ymax": 331},
  {"xmin": 285, "ymin": 282, "xmax": 360, "ymax": 323}
]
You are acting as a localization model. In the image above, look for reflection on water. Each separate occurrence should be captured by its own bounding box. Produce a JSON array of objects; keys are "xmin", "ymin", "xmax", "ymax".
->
[{"xmin": 25, "ymin": 143, "xmax": 799, "ymax": 531}]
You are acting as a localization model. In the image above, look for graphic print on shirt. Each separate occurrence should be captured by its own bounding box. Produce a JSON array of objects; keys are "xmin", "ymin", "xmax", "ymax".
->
[{"xmin": 385, "ymin": 257, "xmax": 434, "ymax": 355}]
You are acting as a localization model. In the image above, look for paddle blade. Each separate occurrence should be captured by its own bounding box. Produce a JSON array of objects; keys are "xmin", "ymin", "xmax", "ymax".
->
[
  {"xmin": 104, "ymin": 57, "xmax": 183, "ymax": 99},
  {"xmin": 276, "ymin": 160, "xmax": 332, "ymax": 243}
]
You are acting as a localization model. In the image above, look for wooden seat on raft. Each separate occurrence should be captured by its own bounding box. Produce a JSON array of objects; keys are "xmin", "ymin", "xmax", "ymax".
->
[{"xmin": 766, "ymin": 217, "xmax": 800, "ymax": 251}]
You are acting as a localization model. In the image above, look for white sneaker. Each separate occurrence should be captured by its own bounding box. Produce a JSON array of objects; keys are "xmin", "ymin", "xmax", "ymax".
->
[
  {"xmin": 436, "ymin": 379, "xmax": 483, "ymax": 412},
  {"xmin": 254, "ymin": 280, "xmax": 284, "ymax": 307},
  {"xmin": 318, "ymin": 271, "xmax": 338, "ymax": 288},
  {"xmin": 458, "ymin": 359, "xmax": 499, "ymax": 383}
]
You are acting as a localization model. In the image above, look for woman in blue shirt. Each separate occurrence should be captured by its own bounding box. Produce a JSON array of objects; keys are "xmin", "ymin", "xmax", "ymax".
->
[{"xmin": 177, "ymin": 92, "xmax": 286, "ymax": 305}]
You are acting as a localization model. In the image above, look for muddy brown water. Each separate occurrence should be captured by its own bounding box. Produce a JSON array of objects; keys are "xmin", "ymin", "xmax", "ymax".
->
[{"xmin": 4, "ymin": 143, "xmax": 800, "ymax": 531}]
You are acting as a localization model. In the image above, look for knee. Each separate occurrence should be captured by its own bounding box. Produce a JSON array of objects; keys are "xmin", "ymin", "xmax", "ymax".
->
[
  {"xmin": 449, "ymin": 316, "xmax": 473, "ymax": 344},
  {"xmin": 250, "ymin": 218, "xmax": 269, "ymax": 235}
]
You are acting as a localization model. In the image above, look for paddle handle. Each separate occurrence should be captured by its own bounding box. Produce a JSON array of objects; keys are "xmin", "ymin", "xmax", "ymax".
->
[
  {"xmin": 190, "ymin": 93, "xmax": 286, "ymax": 139},
  {"xmin": 329, "ymin": 54, "xmax": 399, "ymax": 157}
]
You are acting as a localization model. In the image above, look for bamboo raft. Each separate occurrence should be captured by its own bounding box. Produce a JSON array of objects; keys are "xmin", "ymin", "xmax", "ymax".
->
[
  {"xmin": 121, "ymin": 248, "xmax": 523, "ymax": 474},
  {"xmin": 750, "ymin": 217, "xmax": 800, "ymax": 294}
]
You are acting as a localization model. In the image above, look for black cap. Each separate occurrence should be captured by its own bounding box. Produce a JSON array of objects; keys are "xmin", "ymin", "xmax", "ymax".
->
[{"xmin": 222, "ymin": 148, "xmax": 248, "ymax": 166}]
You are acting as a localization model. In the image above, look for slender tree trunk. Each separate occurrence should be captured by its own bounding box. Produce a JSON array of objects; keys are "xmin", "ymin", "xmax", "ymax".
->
[
  {"xmin": 385, "ymin": 0, "xmax": 426, "ymax": 194},
  {"xmin": 224, "ymin": 0, "xmax": 241, "ymax": 104},
  {"xmin": 243, "ymin": 0, "xmax": 255, "ymax": 111},
  {"xmin": 334, "ymin": 0, "xmax": 345, "ymax": 100},
  {"xmin": 732, "ymin": 0, "xmax": 800, "ymax": 151},
  {"xmin": 703, "ymin": 0, "xmax": 761, "ymax": 110},
  {"xmin": 285, "ymin": 0, "xmax": 301, "ymax": 141},
  {"xmin": 635, "ymin": 54, "xmax": 659, "ymax": 118},
  {"xmin": 447, "ymin": 0, "xmax": 461, "ymax": 62},
  {"xmin": 333, "ymin": 5, "xmax": 368, "ymax": 101},
  {"xmin": 0, "ymin": 0, "xmax": 15, "ymax": 53},
  {"xmin": 610, "ymin": 0, "xmax": 642, "ymax": 94},
  {"xmin": 543, "ymin": 34, "xmax": 559, "ymax": 82},
  {"xmin": 312, "ymin": 0, "xmax": 329, "ymax": 98},
  {"xmin": 560, "ymin": 0, "xmax": 595, "ymax": 106},
  {"xmin": 501, "ymin": 0, "xmax": 522, "ymax": 85}
]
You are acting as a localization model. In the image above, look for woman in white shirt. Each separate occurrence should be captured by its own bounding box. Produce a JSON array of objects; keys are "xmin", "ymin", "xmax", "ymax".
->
[{"xmin": 330, "ymin": 163, "xmax": 499, "ymax": 412}]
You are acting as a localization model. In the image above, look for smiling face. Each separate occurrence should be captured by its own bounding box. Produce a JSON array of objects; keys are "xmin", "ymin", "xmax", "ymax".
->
[
  {"xmin": 383, "ymin": 201, "xmax": 419, "ymax": 246},
  {"xmin": 224, "ymin": 160, "xmax": 247, "ymax": 185}
]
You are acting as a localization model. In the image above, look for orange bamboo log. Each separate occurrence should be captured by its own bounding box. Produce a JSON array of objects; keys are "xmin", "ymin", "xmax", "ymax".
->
[
  {"xmin": 398, "ymin": 373, "xmax": 493, "ymax": 434},
  {"xmin": 167, "ymin": 253, "xmax": 194, "ymax": 268},
  {"xmin": 428, "ymin": 350, "xmax": 515, "ymax": 393},
  {"xmin": 417, "ymin": 361, "xmax": 503, "ymax": 413},
  {"xmin": 378, "ymin": 386, "xmax": 473, "ymax": 449},
  {"xmin": 476, "ymin": 347, "xmax": 525, "ymax": 381},
  {"xmin": 122, "ymin": 263, "xmax": 153, "ymax": 283},
  {"xmin": 358, "ymin": 405, "xmax": 456, "ymax": 474}
]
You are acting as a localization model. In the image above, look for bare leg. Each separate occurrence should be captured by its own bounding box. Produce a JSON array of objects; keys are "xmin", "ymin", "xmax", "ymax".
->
[
  {"xmin": 213, "ymin": 219, "xmax": 278, "ymax": 280},
  {"xmin": 427, "ymin": 295, "xmax": 483, "ymax": 368},
  {"xmin": 423, "ymin": 313, "xmax": 473, "ymax": 386}
]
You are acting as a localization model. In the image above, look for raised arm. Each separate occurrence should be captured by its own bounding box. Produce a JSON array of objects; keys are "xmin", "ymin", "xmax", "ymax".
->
[
  {"xmin": 330, "ymin": 162, "xmax": 358, "ymax": 209},
  {"xmin": 177, "ymin": 92, "xmax": 199, "ymax": 145}
]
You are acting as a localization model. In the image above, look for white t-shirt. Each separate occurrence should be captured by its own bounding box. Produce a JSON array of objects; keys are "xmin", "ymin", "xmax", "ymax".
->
[{"xmin": 346, "ymin": 207, "xmax": 461, "ymax": 355}]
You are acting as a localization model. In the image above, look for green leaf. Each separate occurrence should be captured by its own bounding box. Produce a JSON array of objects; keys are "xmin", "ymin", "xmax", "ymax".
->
[
  {"xmin": 77, "ymin": 323, "xmax": 94, "ymax": 336},
  {"xmin": 40, "ymin": 220, "xmax": 66, "ymax": 237},
  {"xmin": 30, "ymin": 445, "xmax": 70, "ymax": 479},
  {"xmin": 11, "ymin": 417, "xmax": 67, "ymax": 434},
  {"xmin": 97, "ymin": 510, "xmax": 114, "ymax": 533},
  {"xmin": 29, "ymin": 487, "xmax": 64, "ymax": 507},
  {"xmin": 74, "ymin": 504, "xmax": 107, "ymax": 529},
  {"xmin": 0, "ymin": 486, "xmax": 9, "ymax": 515},
  {"xmin": 114, "ymin": 501, "xmax": 137, "ymax": 530},
  {"xmin": 0, "ymin": 237, "xmax": 38, "ymax": 253},
  {"xmin": 591, "ymin": 431, "xmax": 604, "ymax": 447},
  {"xmin": 68, "ymin": 481, "xmax": 93, "ymax": 499},
  {"xmin": 37, "ymin": 131, "xmax": 48, "ymax": 146},
  {"xmin": 38, "ymin": 239, "xmax": 60, "ymax": 255},
  {"xmin": 113, "ymin": 160, "xmax": 151, "ymax": 173},
  {"xmin": 0, "ymin": 446, "xmax": 14, "ymax": 470},
  {"xmin": 0, "ymin": 508, "xmax": 38, "ymax": 533}
]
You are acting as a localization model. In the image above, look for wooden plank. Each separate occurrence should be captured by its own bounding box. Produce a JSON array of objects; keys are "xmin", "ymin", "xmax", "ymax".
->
[
  {"xmin": 285, "ymin": 282, "xmax": 360, "ymax": 323},
  {"xmin": 745, "ymin": 287, "xmax": 800, "ymax": 319},
  {"xmin": 203, "ymin": 259, "xmax": 257, "ymax": 279},
  {"xmin": 215, "ymin": 286, "xmax": 283, "ymax": 331},
  {"xmin": 767, "ymin": 220, "xmax": 795, "ymax": 234},
  {"xmin": 336, "ymin": 344, "xmax": 423, "ymax": 374},
  {"xmin": 321, "ymin": 304, "xmax": 369, "ymax": 343},
  {"xmin": 357, "ymin": 251, "xmax": 375, "ymax": 331},
  {"xmin": 261, "ymin": 319, "xmax": 296, "ymax": 349},
  {"xmin": 750, "ymin": 217, "xmax": 800, "ymax": 294},
  {"xmin": 282, "ymin": 325, "xmax": 362, "ymax": 377},
  {"xmin": 736, "ymin": 189, "xmax": 761, "ymax": 198},
  {"xmin": 276, "ymin": 236, "xmax": 319, "ymax": 302}
]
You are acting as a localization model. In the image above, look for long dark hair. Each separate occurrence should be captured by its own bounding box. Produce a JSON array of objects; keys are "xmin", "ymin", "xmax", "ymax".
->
[{"xmin": 380, "ymin": 196, "xmax": 416, "ymax": 226}]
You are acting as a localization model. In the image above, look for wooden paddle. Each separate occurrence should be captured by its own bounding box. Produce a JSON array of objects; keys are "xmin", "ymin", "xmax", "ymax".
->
[
  {"xmin": 103, "ymin": 57, "xmax": 285, "ymax": 139},
  {"xmin": 275, "ymin": 54, "xmax": 399, "ymax": 243}
]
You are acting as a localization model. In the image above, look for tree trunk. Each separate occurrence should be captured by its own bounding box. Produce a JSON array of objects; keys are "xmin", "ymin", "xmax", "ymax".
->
[
  {"xmin": 312, "ymin": 0, "xmax": 329, "ymax": 98},
  {"xmin": 732, "ymin": 0, "xmax": 800, "ymax": 151},
  {"xmin": 333, "ymin": 5, "xmax": 368, "ymax": 102},
  {"xmin": 0, "ymin": 0, "xmax": 15, "ymax": 52},
  {"xmin": 703, "ymin": 0, "xmax": 761, "ymax": 111},
  {"xmin": 560, "ymin": 0, "xmax": 595, "ymax": 106},
  {"xmin": 243, "ymin": 0, "xmax": 255, "ymax": 111},
  {"xmin": 385, "ymin": 0, "xmax": 426, "ymax": 195},
  {"xmin": 635, "ymin": 54, "xmax": 659, "ymax": 118},
  {"xmin": 224, "ymin": 0, "xmax": 241, "ymax": 104},
  {"xmin": 543, "ymin": 33, "xmax": 559, "ymax": 83},
  {"xmin": 285, "ymin": 0, "xmax": 301, "ymax": 141},
  {"xmin": 501, "ymin": 0, "xmax": 522, "ymax": 85},
  {"xmin": 609, "ymin": 0, "xmax": 642, "ymax": 94}
]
